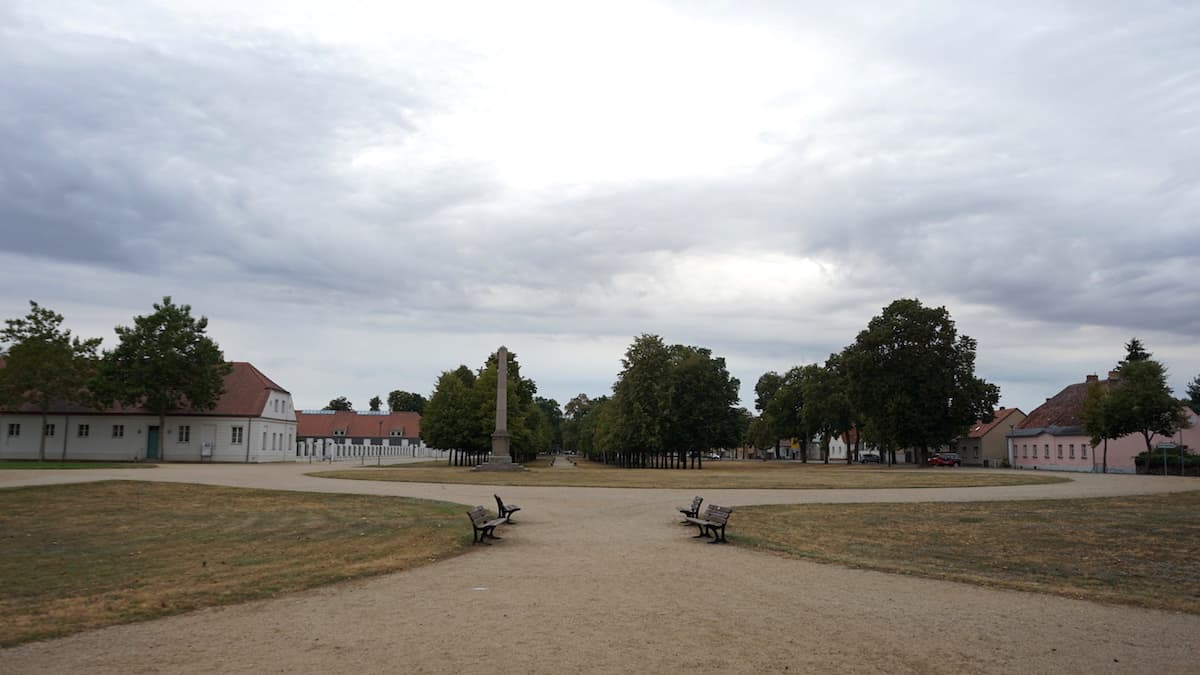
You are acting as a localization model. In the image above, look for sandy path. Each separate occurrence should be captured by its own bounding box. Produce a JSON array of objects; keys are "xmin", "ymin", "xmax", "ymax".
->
[{"xmin": 2, "ymin": 464, "xmax": 1198, "ymax": 674}]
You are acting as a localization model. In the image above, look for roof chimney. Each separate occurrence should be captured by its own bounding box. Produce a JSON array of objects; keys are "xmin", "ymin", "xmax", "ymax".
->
[{"xmin": 1085, "ymin": 374, "xmax": 1099, "ymax": 383}]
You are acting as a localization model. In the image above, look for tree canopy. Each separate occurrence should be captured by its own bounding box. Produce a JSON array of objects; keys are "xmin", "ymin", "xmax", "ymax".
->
[
  {"xmin": 0, "ymin": 302, "xmax": 102, "ymax": 461},
  {"xmin": 1186, "ymin": 374, "xmax": 1200, "ymax": 412},
  {"xmin": 324, "ymin": 397, "xmax": 353, "ymax": 411},
  {"xmin": 368, "ymin": 395, "xmax": 382, "ymax": 411},
  {"xmin": 1106, "ymin": 359, "xmax": 1190, "ymax": 456},
  {"xmin": 842, "ymin": 298, "xmax": 999, "ymax": 464},
  {"xmin": 98, "ymin": 297, "xmax": 230, "ymax": 461},
  {"xmin": 387, "ymin": 390, "xmax": 427, "ymax": 414},
  {"xmin": 1119, "ymin": 337, "xmax": 1151, "ymax": 368}
]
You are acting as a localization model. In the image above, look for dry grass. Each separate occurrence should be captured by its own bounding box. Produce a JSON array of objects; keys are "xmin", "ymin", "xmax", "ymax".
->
[
  {"xmin": 313, "ymin": 459, "xmax": 1069, "ymax": 490},
  {"xmin": 0, "ymin": 481, "xmax": 470, "ymax": 646},
  {"xmin": 735, "ymin": 491, "xmax": 1200, "ymax": 613}
]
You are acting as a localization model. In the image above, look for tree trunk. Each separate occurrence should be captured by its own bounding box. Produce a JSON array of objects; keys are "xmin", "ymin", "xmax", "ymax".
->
[
  {"xmin": 38, "ymin": 410, "xmax": 47, "ymax": 462},
  {"xmin": 1102, "ymin": 438, "xmax": 1108, "ymax": 474}
]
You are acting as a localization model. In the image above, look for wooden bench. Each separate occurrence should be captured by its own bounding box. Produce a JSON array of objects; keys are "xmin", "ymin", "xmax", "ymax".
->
[
  {"xmin": 494, "ymin": 494, "xmax": 521, "ymax": 523},
  {"xmin": 684, "ymin": 504, "xmax": 734, "ymax": 544},
  {"xmin": 467, "ymin": 506, "xmax": 507, "ymax": 544},
  {"xmin": 678, "ymin": 495, "xmax": 703, "ymax": 521}
]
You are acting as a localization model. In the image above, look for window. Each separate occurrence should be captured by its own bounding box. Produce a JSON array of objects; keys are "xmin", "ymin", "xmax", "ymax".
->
[
  {"xmin": 231, "ymin": 426, "xmax": 244, "ymax": 444},
  {"xmin": 1069, "ymin": 444, "xmax": 1075, "ymax": 459},
  {"xmin": 178, "ymin": 425, "xmax": 190, "ymax": 443},
  {"xmin": 78, "ymin": 424, "xmax": 90, "ymax": 438},
  {"xmin": 1057, "ymin": 444, "xmax": 1063, "ymax": 459},
  {"xmin": 112, "ymin": 425, "xmax": 125, "ymax": 438},
  {"xmin": 333, "ymin": 429, "xmax": 346, "ymax": 437},
  {"xmin": 45, "ymin": 423, "xmax": 56, "ymax": 437},
  {"xmin": 1022, "ymin": 444, "xmax": 1027, "ymax": 458},
  {"xmin": 1081, "ymin": 444, "xmax": 1088, "ymax": 459},
  {"xmin": 6, "ymin": 423, "xmax": 19, "ymax": 437},
  {"xmin": 1044, "ymin": 444, "xmax": 1050, "ymax": 458}
]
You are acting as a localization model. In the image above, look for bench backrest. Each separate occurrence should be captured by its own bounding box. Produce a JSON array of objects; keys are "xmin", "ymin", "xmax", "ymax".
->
[
  {"xmin": 494, "ymin": 494, "xmax": 508, "ymax": 511},
  {"xmin": 689, "ymin": 496, "xmax": 703, "ymax": 511},
  {"xmin": 704, "ymin": 505, "xmax": 733, "ymax": 526},
  {"xmin": 467, "ymin": 506, "xmax": 491, "ymax": 527}
]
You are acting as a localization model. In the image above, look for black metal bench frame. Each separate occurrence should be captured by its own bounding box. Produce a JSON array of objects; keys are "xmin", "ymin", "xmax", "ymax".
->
[
  {"xmin": 467, "ymin": 506, "xmax": 507, "ymax": 544},
  {"xmin": 494, "ymin": 494, "xmax": 521, "ymax": 523},
  {"xmin": 684, "ymin": 504, "xmax": 734, "ymax": 544}
]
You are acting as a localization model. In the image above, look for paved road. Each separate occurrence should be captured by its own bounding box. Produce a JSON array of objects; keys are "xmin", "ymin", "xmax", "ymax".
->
[{"xmin": 2, "ymin": 464, "xmax": 1198, "ymax": 674}]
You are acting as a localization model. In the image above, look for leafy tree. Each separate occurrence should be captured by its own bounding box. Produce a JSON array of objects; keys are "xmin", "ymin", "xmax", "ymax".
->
[
  {"xmin": 0, "ymin": 302, "xmax": 102, "ymax": 461},
  {"xmin": 1107, "ymin": 359, "xmax": 1190, "ymax": 457},
  {"xmin": 763, "ymin": 366, "xmax": 811, "ymax": 461},
  {"xmin": 98, "ymin": 297, "xmax": 231, "ymax": 462},
  {"xmin": 324, "ymin": 396, "xmax": 353, "ymax": 411},
  {"xmin": 422, "ymin": 368, "xmax": 485, "ymax": 452},
  {"xmin": 387, "ymin": 390, "xmax": 428, "ymax": 414},
  {"xmin": 663, "ymin": 345, "xmax": 741, "ymax": 459},
  {"xmin": 745, "ymin": 414, "xmax": 776, "ymax": 457},
  {"xmin": 801, "ymin": 354, "xmax": 853, "ymax": 464},
  {"xmin": 843, "ymin": 298, "xmax": 1000, "ymax": 465},
  {"xmin": 368, "ymin": 395, "xmax": 382, "ymax": 412},
  {"xmin": 534, "ymin": 396, "xmax": 563, "ymax": 452},
  {"xmin": 610, "ymin": 334, "xmax": 673, "ymax": 460},
  {"xmin": 1082, "ymin": 381, "xmax": 1120, "ymax": 473},
  {"xmin": 561, "ymin": 393, "xmax": 593, "ymax": 453},
  {"xmin": 1186, "ymin": 374, "xmax": 1200, "ymax": 412}
]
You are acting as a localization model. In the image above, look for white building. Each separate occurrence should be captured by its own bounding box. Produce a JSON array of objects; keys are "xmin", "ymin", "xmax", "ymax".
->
[{"xmin": 0, "ymin": 362, "xmax": 296, "ymax": 463}]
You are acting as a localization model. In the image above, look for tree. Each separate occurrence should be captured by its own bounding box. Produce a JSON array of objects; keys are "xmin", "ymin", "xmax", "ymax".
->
[
  {"xmin": 1107, "ymin": 359, "xmax": 1190, "ymax": 457},
  {"xmin": 387, "ymin": 390, "xmax": 428, "ymax": 414},
  {"xmin": 1082, "ymin": 381, "xmax": 1120, "ymax": 473},
  {"xmin": 762, "ymin": 366, "xmax": 810, "ymax": 461},
  {"xmin": 663, "ymin": 345, "xmax": 741, "ymax": 461},
  {"xmin": 422, "ymin": 368, "xmax": 485, "ymax": 453},
  {"xmin": 801, "ymin": 354, "xmax": 853, "ymax": 464},
  {"xmin": 842, "ymin": 298, "xmax": 1000, "ymax": 465},
  {"xmin": 561, "ymin": 393, "xmax": 593, "ymax": 454},
  {"xmin": 534, "ymin": 397, "xmax": 563, "ymax": 452},
  {"xmin": 1186, "ymin": 374, "xmax": 1200, "ymax": 412},
  {"xmin": 324, "ymin": 396, "xmax": 353, "ymax": 411},
  {"xmin": 1118, "ymin": 337, "xmax": 1151, "ymax": 368},
  {"xmin": 610, "ymin": 334, "xmax": 673, "ymax": 460},
  {"xmin": 0, "ymin": 302, "xmax": 102, "ymax": 461},
  {"xmin": 368, "ymin": 395, "xmax": 382, "ymax": 412},
  {"xmin": 98, "ymin": 297, "xmax": 231, "ymax": 462},
  {"xmin": 745, "ymin": 414, "xmax": 776, "ymax": 457}
]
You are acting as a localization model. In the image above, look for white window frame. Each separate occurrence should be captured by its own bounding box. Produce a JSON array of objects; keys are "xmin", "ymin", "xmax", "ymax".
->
[
  {"xmin": 113, "ymin": 424, "xmax": 125, "ymax": 438},
  {"xmin": 44, "ymin": 423, "xmax": 56, "ymax": 437},
  {"xmin": 231, "ymin": 426, "xmax": 244, "ymax": 444},
  {"xmin": 78, "ymin": 424, "xmax": 90, "ymax": 438},
  {"xmin": 178, "ymin": 425, "xmax": 191, "ymax": 443},
  {"xmin": 7, "ymin": 423, "xmax": 19, "ymax": 437}
]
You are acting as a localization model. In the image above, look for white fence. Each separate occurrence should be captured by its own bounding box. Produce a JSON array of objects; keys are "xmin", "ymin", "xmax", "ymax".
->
[{"xmin": 295, "ymin": 438, "xmax": 448, "ymax": 463}]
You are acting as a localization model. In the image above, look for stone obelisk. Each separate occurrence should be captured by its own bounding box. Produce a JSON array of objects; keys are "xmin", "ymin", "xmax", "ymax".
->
[{"xmin": 474, "ymin": 345, "xmax": 525, "ymax": 471}]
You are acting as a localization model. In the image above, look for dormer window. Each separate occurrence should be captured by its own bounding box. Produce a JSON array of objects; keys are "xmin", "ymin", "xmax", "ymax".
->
[{"xmin": 333, "ymin": 429, "xmax": 346, "ymax": 437}]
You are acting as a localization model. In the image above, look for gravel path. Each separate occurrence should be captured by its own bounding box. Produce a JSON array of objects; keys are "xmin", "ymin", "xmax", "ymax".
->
[{"xmin": 2, "ymin": 464, "xmax": 1198, "ymax": 674}]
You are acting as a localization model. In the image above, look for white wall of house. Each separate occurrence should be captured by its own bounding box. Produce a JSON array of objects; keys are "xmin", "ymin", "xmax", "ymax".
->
[{"xmin": 0, "ymin": 401, "xmax": 298, "ymax": 464}]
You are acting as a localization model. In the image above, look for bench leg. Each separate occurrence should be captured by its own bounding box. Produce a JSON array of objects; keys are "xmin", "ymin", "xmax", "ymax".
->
[
  {"xmin": 692, "ymin": 523, "xmax": 710, "ymax": 538},
  {"xmin": 473, "ymin": 528, "xmax": 490, "ymax": 545},
  {"xmin": 707, "ymin": 525, "xmax": 727, "ymax": 543}
]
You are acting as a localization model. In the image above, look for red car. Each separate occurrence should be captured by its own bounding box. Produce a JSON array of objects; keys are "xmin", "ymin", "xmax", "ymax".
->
[{"xmin": 929, "ymin": 452, "xmax": 962, "ymax": 467}]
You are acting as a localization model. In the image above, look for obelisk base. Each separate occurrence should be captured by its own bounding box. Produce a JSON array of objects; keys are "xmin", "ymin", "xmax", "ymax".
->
[{"xmin": 473, "ymin": 432, "xmax": 526, "ymax": 471}]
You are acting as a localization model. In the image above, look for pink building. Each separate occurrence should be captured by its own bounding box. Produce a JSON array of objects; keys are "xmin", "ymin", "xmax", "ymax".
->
[{"xmin": 1009, "ymin": 373, "xmax": 1199, "ymax": 473}]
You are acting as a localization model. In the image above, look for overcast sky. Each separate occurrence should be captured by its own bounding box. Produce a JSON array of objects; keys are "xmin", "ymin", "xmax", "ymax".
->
[{"xmin": 2, "ymin": 1, "xmax": 1198, "ymax": 414}]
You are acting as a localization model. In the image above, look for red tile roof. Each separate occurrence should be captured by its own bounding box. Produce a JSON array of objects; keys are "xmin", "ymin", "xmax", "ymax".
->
[
  {"xmin": 0, "ymin": 361, "xmax": 287, "ymax": 418},
  {"xmin": 296, "ymin": 411, "xmax": 421, "ymax": 439},
  {"xmin": 1018, "ymin": 378, "xmax": 1114, "ymax": 430},
  {"xmin": 965, "ymin": 407, "xmax": 1025, "ymax": 438}
]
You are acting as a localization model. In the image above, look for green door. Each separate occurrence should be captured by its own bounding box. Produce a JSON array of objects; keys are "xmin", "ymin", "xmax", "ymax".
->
[{"xmin": 147, "ymin": 426, "xmax": 160, "ymax": 460}]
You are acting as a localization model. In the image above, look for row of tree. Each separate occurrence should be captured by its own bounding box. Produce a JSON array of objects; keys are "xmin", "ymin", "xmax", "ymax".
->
[
  {"xmin": 561, "ymin": 335, "xmax": 747, "ymax": 468},
  {"xmin": 750, "ymin": 298, "xmax": 1000, "ymax": 466},
  {"xmin": 0, "ymin": 299, "xmax": 230, "ymax": 462},
  {"xmin": 322, "ymin": 390, "xmax": 428, "ymax": 414},
  {"xmin": 419, "ymin": 350, "xmax": 561, "ymax": 463}
]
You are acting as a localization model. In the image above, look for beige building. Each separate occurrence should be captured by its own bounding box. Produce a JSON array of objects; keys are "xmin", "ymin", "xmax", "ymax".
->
[{"xmin": 953, "ymin": 407, "xmax": 1026, "ymax": 467}]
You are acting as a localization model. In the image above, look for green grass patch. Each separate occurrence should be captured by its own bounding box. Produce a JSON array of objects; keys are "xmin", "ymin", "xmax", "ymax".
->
[
  {"xmin": 734, "ymin": 491, "xmax": 1200, "ymax": 613},
  {"xmin": 0, "ymin": 461, "xmax": 157, "ymax": 469},
  {"xmin": 0, "ymin": 481, "xmax": 471, "ymax": 646},
  {"xmin": 313, "ymin": 459, "xmax": 1069, "ymax": 490}
]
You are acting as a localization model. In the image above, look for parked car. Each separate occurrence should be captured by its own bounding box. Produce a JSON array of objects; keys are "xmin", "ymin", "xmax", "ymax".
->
[
  {"xmin": 929, "ymin": 452, "xmax": 962, "ymax": 467},
  {"xmin": 859, "ymin": 453, "xmax": 882, "ymax": 464},
  {"xmin": 707, "ymin": 453, "xmax": 722, "ymax": 460}
]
